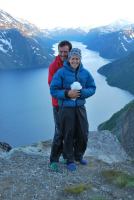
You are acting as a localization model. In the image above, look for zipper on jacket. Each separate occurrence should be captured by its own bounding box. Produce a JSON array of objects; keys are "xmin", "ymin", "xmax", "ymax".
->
[{"xmin": 75, "ymin": 69, "xmax": 79, "ymax": 107}]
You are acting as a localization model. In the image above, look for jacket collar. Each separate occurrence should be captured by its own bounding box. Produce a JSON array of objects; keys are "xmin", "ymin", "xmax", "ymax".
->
[
  {"xmin": 63, "ymin": 60, "xmax": 83, "ymax": 72},
  {"xmin": 55, "ymin": 55, "xmax": 63, "ymax": 66}
]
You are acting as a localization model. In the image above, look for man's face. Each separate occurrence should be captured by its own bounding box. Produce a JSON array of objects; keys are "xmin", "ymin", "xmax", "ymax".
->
[{"xmin": 58, "ymin": 45, "xmax": 70, "ymax": 61}]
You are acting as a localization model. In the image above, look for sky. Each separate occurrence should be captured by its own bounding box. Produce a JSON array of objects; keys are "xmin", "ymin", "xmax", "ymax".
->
[{"xmin": 0, "ymin": 0, "xmax": 134, "ymax": 29}]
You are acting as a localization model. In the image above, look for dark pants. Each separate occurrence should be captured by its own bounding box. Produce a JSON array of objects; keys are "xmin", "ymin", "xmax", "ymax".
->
[
  {"xmin": 50, "ymin": 106, "xmax": 64, "ymax": 162},
  {"xmin": 59, "ymin": 106, "xmax": 89, "ymax": 164}
]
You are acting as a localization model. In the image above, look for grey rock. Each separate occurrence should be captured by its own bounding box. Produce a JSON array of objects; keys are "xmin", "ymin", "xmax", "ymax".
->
[
  {"xmin": 85, "ymin": 131, "xmax": 129, "ymax": 163},
  {"xmin": 0, "ymin": 142, "xmax": 12, "ymax": 152},
  {"xmin": 98, "ymin": 100, "xmax": 134, "ymax": 159},
  {"xmin": 0, "ymin": 131, "xmax": 133, "ymax": 200}
]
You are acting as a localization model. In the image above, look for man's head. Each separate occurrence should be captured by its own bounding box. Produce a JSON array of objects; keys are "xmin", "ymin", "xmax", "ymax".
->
[{"xmin": 58, "ymin": 41, "xmax": 72, "ymax": 61}]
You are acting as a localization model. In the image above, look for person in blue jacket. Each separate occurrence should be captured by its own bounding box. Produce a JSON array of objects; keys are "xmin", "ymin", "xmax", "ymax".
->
[{"xmin": 50, "ymin": 48, "xmax": 96, "ymax": 171}]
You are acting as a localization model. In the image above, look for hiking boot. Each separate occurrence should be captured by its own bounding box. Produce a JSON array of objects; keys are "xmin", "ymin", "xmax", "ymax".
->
[
  {"xmin": 67, "ymin": 163, "xmax": 76, "ymax": 171},
  {"xmin": 79, "ymin": 159, "xmax": 88, "ymax": 165},
  {"xmin": 49, "ymin": 162, "xmax": 59, "ymax": 172},
  {"xmin": 75, "ymin": 159, "xmax": 88, "ymax": 165}
]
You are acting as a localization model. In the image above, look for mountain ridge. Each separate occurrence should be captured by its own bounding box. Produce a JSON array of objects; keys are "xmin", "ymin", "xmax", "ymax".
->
[{"xmin": 0, "ymin": 9, "xmax": 54, "ymax": 69}]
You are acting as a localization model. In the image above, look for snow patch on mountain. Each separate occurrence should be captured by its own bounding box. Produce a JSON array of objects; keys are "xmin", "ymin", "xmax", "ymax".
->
[
  {"xmin": 0, "ymin": 31, "xmax": 13, "ymax": 54},
  {"xmin": 121, "ymin": 42, "xmax": 128, "ymax": 51}
]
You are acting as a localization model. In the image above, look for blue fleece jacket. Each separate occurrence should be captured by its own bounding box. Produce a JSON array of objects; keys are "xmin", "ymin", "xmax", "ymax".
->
[{"xmin": 50, "ymin": 61, "xmax": 96, "ymax": 107}]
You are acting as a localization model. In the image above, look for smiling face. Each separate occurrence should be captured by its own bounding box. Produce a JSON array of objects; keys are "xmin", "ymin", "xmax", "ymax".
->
[
  {"xmin": 69, "ymin": 55, "xmax": 81, "ymax": 69},
  {"xmin": 58, "ymin": 45, "xmax": 70, "ymax": 61}
]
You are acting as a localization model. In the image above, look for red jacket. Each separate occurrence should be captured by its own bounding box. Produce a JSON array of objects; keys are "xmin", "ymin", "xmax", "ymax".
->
[{"xmin": 48, "ymin": 55, "xmax": 63, "ymax": 107}]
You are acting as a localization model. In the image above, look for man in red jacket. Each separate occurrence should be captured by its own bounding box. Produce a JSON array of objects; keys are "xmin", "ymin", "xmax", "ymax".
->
[{"xmin": 48, "ymin": 41, "xmax": 72, "ymax": 171}]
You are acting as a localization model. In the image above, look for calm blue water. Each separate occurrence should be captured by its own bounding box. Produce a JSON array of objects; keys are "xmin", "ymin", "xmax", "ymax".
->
[
  {"xmin": 0, "ymin": 42, "xmax": 134, "ymax": 147},
  {"xmin": 0, "ymin": 68, "xmax": 54, "ymax": 147}
]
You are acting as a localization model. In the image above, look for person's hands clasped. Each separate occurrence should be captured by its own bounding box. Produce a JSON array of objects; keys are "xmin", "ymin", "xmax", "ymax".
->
[{"xmin": 68, "ymin": 89, "xmax": 80, "ymax": 99}]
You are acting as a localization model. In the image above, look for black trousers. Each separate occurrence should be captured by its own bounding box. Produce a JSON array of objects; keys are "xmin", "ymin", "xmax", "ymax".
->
[
  {"xmin": 59, "ymin": 106, "xmax": 89, "ymax": 164},
  {"xmin": 50, "ymin": 107, "xmax": 64, "ymax": 162}
]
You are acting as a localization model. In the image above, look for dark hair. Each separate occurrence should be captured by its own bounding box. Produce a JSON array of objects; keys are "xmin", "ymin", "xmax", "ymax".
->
[{"xmin": 58, "ymin": 40, "xmax": 72, "ymax": 51}]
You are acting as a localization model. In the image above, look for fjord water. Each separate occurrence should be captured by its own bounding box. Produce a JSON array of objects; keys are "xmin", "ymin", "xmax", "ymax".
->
[{"xmin": 0, "ymin": 42, "xmax": 133, "ymax": 147}]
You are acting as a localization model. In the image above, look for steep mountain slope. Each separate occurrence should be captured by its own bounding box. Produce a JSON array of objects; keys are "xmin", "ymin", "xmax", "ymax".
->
[
  {"xmin": 0, "ymin": 9, "xmax": 54, "ymax": 69},
  {"xmin": 0, "ymin": 9, "xmax": 45, "ymax": 36},
  {"xmin": 84, "ymin": 22, "xmax": 134, "ymax": 59},
  {"xmin": 98, "ymin": 100, "xmax": 134, "ymax": 158}
]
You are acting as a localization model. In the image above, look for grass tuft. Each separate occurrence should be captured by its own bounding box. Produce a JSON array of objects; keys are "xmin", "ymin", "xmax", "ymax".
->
[
  {"xmin": 101, "ymin": 169, "xmax": 134, "ymax": 188},
  {"xmin": 64, "ymin": 183, "xmax": 92, "ymax": 194}
]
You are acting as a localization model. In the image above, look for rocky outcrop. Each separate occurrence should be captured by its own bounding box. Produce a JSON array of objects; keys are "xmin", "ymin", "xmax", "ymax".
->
[
  {"xmin": 0, "ymin": 142, "xmax": 12, "ymax": 152},
  {"xmin": 121, "ymin": 105, "xmax": 134, "ymax": 158},
  {"xmin": 98, "ymin": 100, "xmax": 134, "ymax": 159},
  {"xmin": 85, "ymin": 131, "xmax": 129, "ymax": 163},
  {"xmin": 0, "ymin": 131, "xmax": 133, "ymax": 200}
]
